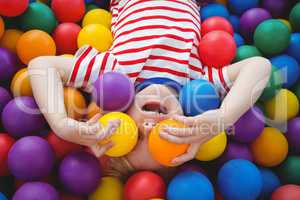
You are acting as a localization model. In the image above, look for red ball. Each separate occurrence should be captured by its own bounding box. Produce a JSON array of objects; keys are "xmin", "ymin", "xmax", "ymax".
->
[
  {"xmin": 53, "ymin": 23, "xmax": 81, "ymax": 55},
  {"xmin": 46, "ymin": 131, "xmax": 82, "ymax": 160},
  {"xmin": 201, "ymin": 17, "xmax": 234, "ymax": 36},
  {"xmin": 271, "ymin": 185, "xmax": 300, "ymax": 200},
  {"xmin": 199, "ymin": 30, "xmax": 236, "ymax": 68},
  {"xmin": 51, "ymin": 0, "xmax": 85, "ymax": 23},
  {"xmin": 0, "ymin": 0, "xmax": 29, "ymax": 17},
  {"xmin": 124, "ymin": 171, "xmax": 166, "ymax": 200},
  {"xmin": 0, "ymin": 134, "xmax": 15, "ymax": 176}
]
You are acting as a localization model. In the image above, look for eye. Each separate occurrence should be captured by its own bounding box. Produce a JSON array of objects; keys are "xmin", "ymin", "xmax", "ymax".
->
[{"xmin": 142, "ymin": 102, "xmax": 168, "ymax": 114}]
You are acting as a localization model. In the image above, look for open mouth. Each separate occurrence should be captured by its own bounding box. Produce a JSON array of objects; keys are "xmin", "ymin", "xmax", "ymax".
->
[{"xmin": 142, "ymin": 101, "xmax": 168, "ymax": 115}]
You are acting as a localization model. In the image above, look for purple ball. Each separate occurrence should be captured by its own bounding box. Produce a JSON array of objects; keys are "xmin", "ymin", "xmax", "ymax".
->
[
  {"xmin": 8, "ymin": 136, "xmax": 55, "ymax": 181},
  {"xmin": 59, "ymin": 151, "xmax": 101, "ymax": 195},
  {"xmin": 13, "ymin": 182, "xmax": 59, "ymax": 200},
  {"xmin": 92, "ymin": 72, "xmax": 134, "ymax": 112},
  {"xmin": 2, "ymin": 96, "xmax": 46, "ymax": 138},
  {"xmin": 0, "ymin": 48, "xmax": 18, "ymax": 82},
  {"xmin": 262, "ymin": 0, "xmax": 289, "ymax": 18},
  {"xmin": 219, "ymin": 142, "xmax": 253, "ymax": 164},
  {"xmin": 232, "ymin": 106, "xmax": 265, "ymax": 143},
  {"xmin": 240, "ymin": 8, "xmax": 272, "ymax": 41},
  {"xmin": 0, "ymin": 87, "xmax": 12, "ymax": 116},
  {"xmin": 286, "ymin": 117, "xmax": 300, "ymax": 153}
]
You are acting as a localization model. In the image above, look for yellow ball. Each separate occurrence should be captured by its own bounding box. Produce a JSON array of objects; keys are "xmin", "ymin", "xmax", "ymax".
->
[
  {"xmin": 89, "ymin": 177, "xmax": 123, "ymax": 200},
  {"xmin": 196, "ymin": 132, "xmax": 227, "ymax": 161},
  {"xmin": 0, "ymin": 29, "xmax": 23, "ymax": 53},
  {"xmin": 11, "ymin": 68, "xmax": 33, "ymax": 97},
  {"xmin": 83, "ymin": 9, "xmax": 112, "ymax": 29},
  {"xmin": 279, "ymin": 19, "xmax": 292, "ymax": 32},
  {"xmin": 99, "ymin": 112, "xmax": 138, "ymax": 157},
  {"xmin": 77, "ymin": 24, "xmax": 113, "ymax": 52},
  {"xmin": 265, "ymin": 89, "xmax": 299, "ymax": 122}
]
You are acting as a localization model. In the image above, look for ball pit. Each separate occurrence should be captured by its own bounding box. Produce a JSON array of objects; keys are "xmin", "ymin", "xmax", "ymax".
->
[
  {"xmin": 234, "ymin": 45, "xmax": 262, "ymax": 62},
  {"xmin": 278, "ymin": 156, "xmax": 300, "ymax": 185},
  {"xmin": 10, "ymin": 68, "xmax": 33, "ymax": 97},
  {"xmin": 219, "ymin": 141, "xmax": 253, "ymax": 164},
  {"xmin": 0, "ymin": 87, "xmax": 12, "ymax": 115},
  {"xmin": 0, "ymin": 29, "xmax": 23, "ymax": 53},
  {"xmin": 271, "ymin": 184, "xmax": 300, "ymax": 200},
  {"xmin": 200, "ymin": 3, "xmax": 230, "ymax": 20},
  {"xmin": 233, "ymin": 33, "xmax": 245, "ymax": 47},
  {"xmin": 64, "ymin": 87, "xmax": 86, "ymax": 120},
  {"xmin": 51, "ymin": 0, "xmax": 85, "ymax": 23},
  {"xmin": 259, "ymin": 168, "xmax": 281, "ymax": 199},
  {"xmin": 260, "ymin": 65, "xmax": 283, "ymax": 101},
  {"xmin": 0, "ymin": 134, "xmax": 15, "ymax": 176},
  {"xmin": 228, "ymin": 0, "xmax": 259, "ymax": 15},
  {"xmin": 0, "ymin": 193, "xmax": 7, "ymax": 200},
  {"xmin": 83, "ymin": 9, "xmax": 112, "ymax": 29},
  {"xmin": 13, "ymin": 182, "xmax": 59, "ymax": 200},
  {"xmin": 287, "ymin": 33, "xmax": 300, "ymax": 63},
  {"xmin": 0, "ymin": 0, "xmax": 29, "ymax": 17},
  {"xmin": 89, "ymin": 176, "xmax": 123, "ymax": 200},
  {"xmin": 286, "ymin": 118, "xmax": 300, "ymax": 153},
  {"xmin": 201, "ymin": 16, "xmax": 234, "ymax": 36},
  {"xmin": 289, "ymin": 3, "xmax": 300, "ymax": 32},
  {"xmin": 0, "ymin": 47, "xmax": 18, "ymax": 82}
]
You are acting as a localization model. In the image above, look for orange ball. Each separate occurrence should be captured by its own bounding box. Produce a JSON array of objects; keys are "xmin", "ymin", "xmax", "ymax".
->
[
  {"xmin": 0, "ymin": 17, "xmax": 4, "ymax": 39},
  {"xmin": 251, "ymin": 127, "xmax": 288, "ymax": 167},
  {"xmin": 0, "ymin": 29, "xmax": 23, "ymax": 53},
  {"xmin": 64, "ymin": 87, "xmax": 86, "ymax": 120},
  {"xmin": 87, "ymin": 102, "xmax": 102, "ymax": 120},
  {"xmin": 148, "ymin": 119, "xmax": 189, "ymax": 167},
  {"xmin": 11, "ymin": 68, "xmax": 33, "ymax": 97},
  {"xmin": 17, "ymin": 30, "xmax": 56, "ymax": 64}
]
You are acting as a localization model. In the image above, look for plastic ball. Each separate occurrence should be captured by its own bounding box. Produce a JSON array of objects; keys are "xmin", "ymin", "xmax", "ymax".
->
[
  {"xmin": 11, "ymin": 68, "xmax": 33, "ymax": 97},
  {"xmin": 251, "ymin": 127, "xmax": 288, "ymax": 167},
  {"xmin": 0, "ymin": 134, "xmax": 15, "ymax": 176},
  {"xmin": 234, "ymin": 45, "xmax": 262, "ymax": 62},
  {"xmin": 0, "ymin": 17, "xmax": 4, "ymax": 39},
  {"xmin": 99, "ymin": 112, "xmax": 138, "ymax": 157},
  {"xmin": 167, "ymin": 171, "xmax": 214, "ymax": 200},
  {"xmin": 89, "ymin": 177, "xmax": 123, "ymax": 200},
  {"xmin": 59, "ymin": 151, "xmax": 101, "ymax": 195},
  {"xmin": 20, "ymin": 2, "xmax": 57, "ymax": 34},
  {"xmin": 148, "ymin": 119, "xmax": 189, "ymax": 167},
  {"xmin": 46, "ymin": 131, "xmax": 81, "ymax": 160},
  {"xmin": 87, "ymin": 102, "xmax": 102, "ymax": 120},
  {"xmin": 228, "ymin": 15, "xmax": 240, "ymax": 32},
  {"xmin": 278, "ymin": 156, "xmax": 300, "ymax": 185},
  {"xmin": 53, "ymin": 23, "xmax": 81, "ymax": 55},
  {"xmin": 196, "ymin": 132, "xmax": 227, "ymax": 161},
  {"xmin": 228, "ymin": 0, "xmax": 259, "ymax": 15},
  {"xmin": 289, "ymin": 3, "xmax": 300, "ymax": 32},
  {"xmin": 17, "ymin": 30, "xmax": 56, "ymax": 64},
  {"xmin": 8, "ymin": 136, "xmax": 55, "ymax": 181},
  {"xmin": 271, "ymin": 55, "xmax": 300, "ymax": 88},
  {"xmin": 13, "ymin": 182, "xmax": 59, "ymax": 200},
  {"xmin": 254, "ymin": 19, "xmax": 291, "ymax": 56},
  {"xmin": 239, "ymin": 8, "xmax": 272, "ymax": 41},
  {"xmin": 259, "ymin": 168, "xmax": 281, "ymax": 199},
  {"xmin": 217, "ymin": 159, "xmax": 262, "ymax": 200},
  {"xmin": 265, "ymin": 89, "xmax": 299, "ymax": 122},
  {"xmin": 234, "ymin": 33, "xmax": 244, "ymax": 47},
  {"xmin": 232, "ymin": 106, "xmax": 264, "ymax": 143},
  {"xmin": 78, "ymin": 24, "xmax": 113, "ymax": 52},
  {"xmin": 287, "ymin": 33, "xmax": 300, "ymax": 63},
  {"xmin": 0, "ymin": 0, "xmax": 29, "ymax": 17},
  {"xmin": 2, "ymin": 97, "xmax": 46, "ymax": 138},
  {"xmin": 51, "ymin": 0, "xmax": 85, "ymax": 23},
  {"xmin": 124, "ymin": 171, "xmax": 166, "ymax": 200},
  {"xmin": 219, "ymin": 142, "xmax": 253, "ymax": 164},
  {"xmin": 271, "ymin": 185, "xmax": 300, "ymax": 200},
  {"xmin": 200, "ymin": 3, "xmax": 230, "ymax": 21},
  {"xmin": 64, "ymin": 87, "xmax": 86, "ymax": 120},
  {"xmin": 199, "ymin": 31, "xmax": 236, "ymax": 68},
  {"xmin": 260, "ymin": 65, "xmax": 283, "ymax": 101},
  {"xmin": 83, "ymin": 9, "xmax": 112, "ymax": 29},
  {"xmin": 262, "ymin": 0, "xmax": 289, "ymax": 18},
  {"xmin": 201, "ymin": 17, "xmax": 234, "ymax": 36},
  {"xmin": 0, "ymin": 87, "xmax": 12, "ymax": 117},
  {"xmin": 180, "ymin": 79, "xmax": 220, "ymax": 116},
  {"xmin": 286, "ymin": 118, "xmax": 300, "ymax": 153},
  {"xmin": 93, "ymin": 72, "xmax": 134, "ymax": 112},
  {"xmin": 0, "ymin": 47, "xmax": 18, "ymax": 82},
  {"xmin": 0, "ymin": 29, "xmax": 23, "ymax": 53}
]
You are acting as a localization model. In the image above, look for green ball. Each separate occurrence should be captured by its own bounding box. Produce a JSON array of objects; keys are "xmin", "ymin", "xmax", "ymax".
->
[
  {"xmin": 254, "ymin": 19, "xmax": 291, "ymax": 56},
  {"xmin": 20, "ymin": 2, "xmax": 57, "ymax": 34},
  {"xmin": 278, "ymin": 156, "xmax": 300, "ymax": 185},
  {"xmin": 259, "ymin": 65, "xmax": 282, "ymax": 102},
  {"xmin": 290, "ymin": 3, "xmax": 300, "ymax": 32},
  {"xmin": 86, "ymin": 4, "xmax": 99, "ymax": 12},
  {"xmin": 234, "ymin": 45, "xmax": 262, "ymax": 62}
]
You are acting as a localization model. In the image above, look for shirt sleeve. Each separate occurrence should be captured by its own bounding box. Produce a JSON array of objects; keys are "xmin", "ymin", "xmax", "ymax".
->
[{"xmin": 67, "ymin": 45, "xmax": 119, "ymax": 92}]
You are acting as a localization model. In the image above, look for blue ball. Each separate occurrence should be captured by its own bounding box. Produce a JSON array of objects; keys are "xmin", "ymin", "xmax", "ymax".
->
[
  {"xmin": 229, "ymin": 15, "xmax": 240, "ymax": 32},
  {"xmin": 167, "ymin": 171, "xmax": 214, "ymax": 200},
  {"xmin": 0, "ymin": 193, "xmax": 7, "ymax": 200},
  {"xmin": 217, "ymin": 159, "xmax": 262, "ymax": 200},
  {"xmin": 234, "ymin": 33, "xmax": 245, "ymax": 47},
  {"xmin": 179, "ymin": 79, "xmax": 220, "ymax": 116},
  {"xmin": 259, "ymin": 168, "xmax": 281, "ymax": 199},
  {"xmin": 286, "ymin": 33, "xmax": 300, "ymax": 63},
  {"xmin": 228, "ymin": 0, "xmax": 259, "ymax": 15},
  {"xmin": 270, "ymin": 55, "xmax": 300, "ymax": 88},
  {"xmin": 200, "ymin": 3, "xmax": 230, "ymax": 21}
]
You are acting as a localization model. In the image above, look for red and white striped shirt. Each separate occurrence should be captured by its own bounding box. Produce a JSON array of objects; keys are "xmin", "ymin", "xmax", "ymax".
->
[{"xmin": 67, "ymin": 0, "xmax": 232, "ymax": 94}]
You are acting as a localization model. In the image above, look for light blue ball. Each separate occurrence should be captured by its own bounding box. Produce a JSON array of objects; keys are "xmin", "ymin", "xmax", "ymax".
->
[
  {"xmin": 229, "ymin": 15, "xmax": 240, "ymax": 32},
  {"xmin": 234, "ymin": 33, "xmax": 245, "ymax": 47},
  {"xmin": 0, "ymin": 193, "xmax": 7, "ymax": 200},
  {"xmin": 167, "ymin": 171, "xmax": 214, "ymax": 200},
  {"xmin": 200, "ymin": 3, "xmax": 230, "ymax": 21},
  {"xmin": 217, "ymin": 159, "xmax": 262, "ymax": 200},
  {"xmin": 179, "ymin": 79, "xmax": 220, "ymax": 116},
  {"xmin": 286, "ymin": 33, "xmax": 300, "ymax": 63},
  {"xmin": 259, "ymin": 168, "xmax": 281, "ymax": 199},
  {"xmin": 228, "ymin": 0, "xmax": 259, "ymax": 15},
  {"xmin": 270, "ymin": 55, "xmax": 300, "ymax": 88}
]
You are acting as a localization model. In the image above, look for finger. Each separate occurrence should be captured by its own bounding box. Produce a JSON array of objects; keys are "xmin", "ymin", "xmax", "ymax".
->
[
  {"xmin": 172, "ymin": 115, "xmax": 197, "ymax": 126},
  {"xmin": 87, "ymin": 113, "xmax": 102, "ymax": 124},
  {"xmin": 163, "ymin": 127, "xmax": 197, "ymax": 137},
  {"xmin": 172, "ymin": 143, "xmax": 199, "ymax": 165},
  {"xmin": 97, "ymin": 120, "xmax": 120, "ymax": 140},
  {"xmin": 159, "ymin": 131, "xmax": 197, "ymax": 144}
]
